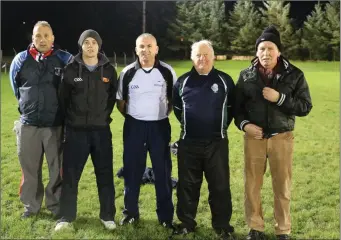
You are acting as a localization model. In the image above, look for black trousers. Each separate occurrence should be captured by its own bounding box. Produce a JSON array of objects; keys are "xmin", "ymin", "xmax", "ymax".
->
[
  {"xmin": 59, "ymin": 126, "xmax": 115, "ymax": 222},
  {"xmin": 122, "ymin": 115, "xmax": 174, "ymax": 223},
  {"xmin": 176, "ymin": 138, "xmax": 233, "ymax": 232}
]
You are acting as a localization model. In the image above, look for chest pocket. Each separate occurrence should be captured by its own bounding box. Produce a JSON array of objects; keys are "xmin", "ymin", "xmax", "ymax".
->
[
  {"xmin": 72, "ymin": 74, "xmax": 86, "ymax": 93},
  {"xmin": 99, "ymin": 76, "xmax": 111, "ymax": 95},
  {"xmin": 45, "ymin": 59, "xmax": 63, "ymax": 88},
  {"xmin": 18, "ymin": 60, "xmax": 40, "ymax": 86},
  {"xmin": 277, "ymin": 76, "xmax": 295, "ymax": 95},
  {"xmin": 244, "ymin": 81, "xmax": 263, "ymax": 101}
]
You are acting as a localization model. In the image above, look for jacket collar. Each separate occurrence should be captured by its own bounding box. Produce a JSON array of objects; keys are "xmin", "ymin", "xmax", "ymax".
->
[
  {"xmin": 250, "ymin": 55, "xmax": 292, "ymax": 73},
  {"xmin": 134, "ymin": 58, "xmax": 160, "ymax": 73},
  {"xmin": 71, "ymin": 52, "xmax": 109, "ymax": 67},
  {"xmin": 190, "ymin": 66, "xmax": 215, "ymax": 77}
]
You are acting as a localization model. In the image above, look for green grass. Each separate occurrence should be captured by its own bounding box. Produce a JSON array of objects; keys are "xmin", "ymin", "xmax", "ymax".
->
[{"xmin": 1, "ymin": 60, "xmax": 339, "ymax": 239}]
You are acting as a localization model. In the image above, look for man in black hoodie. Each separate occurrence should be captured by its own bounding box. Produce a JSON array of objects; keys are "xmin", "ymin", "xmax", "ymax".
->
[{"xmin": 55, "ymin": 30, "xmax": 118, "ymax": 231}]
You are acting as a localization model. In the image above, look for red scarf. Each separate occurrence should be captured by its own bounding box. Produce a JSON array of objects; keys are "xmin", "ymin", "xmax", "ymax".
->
[
  {"xmin": 258, "ymin": 62, "xmax": 281, "ymax": 86},
  {"xmin": 29, "ymin": 44, "xmax": 54, "ymax": 62}
]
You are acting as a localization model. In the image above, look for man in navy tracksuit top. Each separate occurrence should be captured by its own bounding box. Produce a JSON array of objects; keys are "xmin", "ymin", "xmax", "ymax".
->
[
  {"xmin": 55, "ymin": 30, "xmax": 118, "ymax": 231},
  {"xmin": 116, "ymin": 33, "xmax": 177, "ymax": 228},
  {"xmin": 9, "ymin": 21, "xmax": 72, "ymax": 219},
  {"xmin": 172, "ymin": 40, "xmax": 235, "ymax": 239}
]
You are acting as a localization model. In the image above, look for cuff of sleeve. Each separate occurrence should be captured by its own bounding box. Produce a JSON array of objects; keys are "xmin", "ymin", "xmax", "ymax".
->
[
  {"xmin": 240, "ymin": 120, "xmax": 250, "ymax": 131},
  {"xmin": 276, "ymin": 93, "xmax": 286, "ymax": 106}
]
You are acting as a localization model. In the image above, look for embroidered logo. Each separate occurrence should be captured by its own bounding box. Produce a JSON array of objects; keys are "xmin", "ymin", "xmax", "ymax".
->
[
  {"xmin": 102, "ymin": 77, "xmax": 109, "ymax": 83},
  {"xmin": 211, "ymin": 83, "xmax": 218, "ymax": 93},
  {"xmin": 54, "ymin": 67, "xmax": 62, "ymax": 76}
]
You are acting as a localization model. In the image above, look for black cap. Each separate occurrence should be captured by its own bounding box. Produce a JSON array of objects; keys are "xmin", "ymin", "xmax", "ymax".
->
[
  {"xmin": 255, "ymin": 25, "xmax": 281, "ymax": 51},
  {"xmin": 78, "ymin": 29, "xmax": 102, "ymax": 50}
]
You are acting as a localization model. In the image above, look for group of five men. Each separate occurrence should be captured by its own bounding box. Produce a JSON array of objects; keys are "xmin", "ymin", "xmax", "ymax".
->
[{"xmin": 9, "ymin": 21, "xmax": 312, "ymax": 240}]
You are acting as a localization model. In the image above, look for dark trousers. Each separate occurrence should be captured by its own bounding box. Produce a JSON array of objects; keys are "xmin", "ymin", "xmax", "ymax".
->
[
  {"xmin": 59, "ymin": 126, "xmax": 115, "ymax": 222},
  {"xmin": 122, "ymin": 115, "xmax": 174, "ymax": 223},
  {"xmin": 176, "ymin": 138, "xmax": 233, "ymax": 232}
]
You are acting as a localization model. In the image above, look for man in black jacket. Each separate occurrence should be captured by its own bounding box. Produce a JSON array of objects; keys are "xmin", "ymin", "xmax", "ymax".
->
[
  {"xmin": 172, "ymin": 40, "xmax": 235, "ymax": 240},
  {"xmin": 55, "ymin": 30, "xmax": 118, "ymax": 231},
  {"xmin": 234, "ymin": 26, "xmax": 312, "ymax": 240},
  {"xmin": 9, "ymin": 21, "xmax": 72, "ymax": 219}
]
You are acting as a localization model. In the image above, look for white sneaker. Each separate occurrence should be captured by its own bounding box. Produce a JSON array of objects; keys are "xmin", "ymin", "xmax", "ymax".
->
[
  {"xmin": 100, "ymin": 219, "xmax": 117, "ymax": 230},
  {"xmin": 54, "ymin": 221, "xmax": 71, "ymax": 231}
]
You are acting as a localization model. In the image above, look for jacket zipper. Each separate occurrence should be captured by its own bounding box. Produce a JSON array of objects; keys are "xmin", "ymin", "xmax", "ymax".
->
[
  {"xmin": 266, "ymin": 70, "xmax": 289, "ymax": 135},
  {"xmin": 86, "ymin": 73, "xmax": 89, "ymax": 126},
  {"xmin": 37, "ymin": 62, "xmax": 45, "ymax": 127}
]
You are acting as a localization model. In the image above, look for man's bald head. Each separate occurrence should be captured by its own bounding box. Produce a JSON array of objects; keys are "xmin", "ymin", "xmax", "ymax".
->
[
  {"xmin": 135, "ymin": 33, "xmax": 157, "ymax": 46},
  {"xmin": 135, "ymin": 33, "xmax": 159, "ymax": 67}
]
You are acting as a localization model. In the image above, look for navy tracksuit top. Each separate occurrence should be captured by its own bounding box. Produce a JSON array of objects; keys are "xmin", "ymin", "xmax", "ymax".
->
[{"xmin": 172, "ymin": 67, "xmax": 235, "ymax": 139}]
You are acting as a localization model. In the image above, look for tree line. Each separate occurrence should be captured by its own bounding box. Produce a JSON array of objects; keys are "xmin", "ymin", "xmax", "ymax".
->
[{"xmin": 165, "ymin": 1, "xmax": 340, "ymax": 61}]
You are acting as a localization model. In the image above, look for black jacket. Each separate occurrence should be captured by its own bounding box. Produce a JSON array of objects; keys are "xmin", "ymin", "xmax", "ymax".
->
[
  {"xmin": 60, "ymin": 53, "xmax": 118, "ymax": 129},
  {"xmin": 9, "ymin": 45, "xmax": 72, "ymax": 127},
  {"xmin": 234, "ymin": 56, "xmax": 312, "ymax": 136}
]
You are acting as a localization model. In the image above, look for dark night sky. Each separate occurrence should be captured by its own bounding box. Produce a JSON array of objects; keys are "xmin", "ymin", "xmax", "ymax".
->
[{"xmin": 1, "ymin": 1, "xmax": 319, "ymax": 57}]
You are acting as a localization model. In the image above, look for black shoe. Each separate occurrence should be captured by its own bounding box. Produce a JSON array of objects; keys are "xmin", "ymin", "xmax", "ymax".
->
[
  {"xmin": 276, "ymin": 234, "xmax": 290, "ymax": 240},
  {"xmin": 246, "ymin": 229, "xmax": 266, "ymax": 240},
  {"xmin": 215, "ymin": 230, "xmax": 235, "ymax": 240},
  {"xmin": 119, "ymin": 215, "xmax": 139, "ymax": 225},
  {"xmin": 161, "ymin": 221, "xmax": 175, "ymax": 230},
  {"xmin": 21, "ymin": 211, "xmax": 35, "ymax": 219}
]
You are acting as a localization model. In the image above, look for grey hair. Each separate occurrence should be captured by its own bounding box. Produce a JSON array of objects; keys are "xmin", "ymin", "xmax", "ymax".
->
[
  {"xmin": 136, "ymin": 33, "xmax": 157, "ymax": 45},
  {"xmin": 33, "ymin": 21, "xmax": 53, "ymax": 32},
  {"xmin": 190, "ymin": 40, "xmax": 215, "ymax": 61}
]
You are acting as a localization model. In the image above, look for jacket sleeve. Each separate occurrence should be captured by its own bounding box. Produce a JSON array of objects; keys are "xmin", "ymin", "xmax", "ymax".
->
[
  {"xmin": 9, "ymin": 51, "xmax": 27, "ymax": 100},
  {"xmin": 234, "ymin": 73, "xmax": 250, "ymax": 131},
  {"xmin": 226, "ymin": 77, "xmax": 236, "ymax": 128},
  {"xmin": 56, "ymin": 50, "xmax": 73, "ymax": 65},
  {"xmin": 172, "ymin": 79, "xmax": 182, "ymax": 123},
  {"xmin": 116, "ymin": 70, "xmax": 124, "ymax": 101},
  {"xmin": 108, "ymin": 66, "xmax": 118, "ymax": 113},
  {"xmin": 275, "ymin": 72, "xmax": 312, "ymax": 117}
]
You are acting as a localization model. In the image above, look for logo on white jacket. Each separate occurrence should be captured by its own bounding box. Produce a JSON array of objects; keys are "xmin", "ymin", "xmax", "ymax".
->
[
  {"xmin": 211, "ymin": 83, "xmax": 218, "ymax": 93},
  {"xmin": 74, "ymin": 78, "xmax": 83, "ymax": 82}
]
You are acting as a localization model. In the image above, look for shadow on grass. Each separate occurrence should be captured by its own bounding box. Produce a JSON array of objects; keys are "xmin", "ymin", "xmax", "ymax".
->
[
  {"xmin": 70, "ymin": 216, "xmax": 251, "ymax": 240},
  {"xmin": 21, "ymin": 212, "xmax": 283, "ymax": 240},
  {"xmin": 35, "ymin": 211, "xmax": 59, "ymax": 220}
]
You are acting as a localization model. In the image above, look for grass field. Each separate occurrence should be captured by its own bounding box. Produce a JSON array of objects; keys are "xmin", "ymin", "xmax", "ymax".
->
[{"xmin": 1, "ymin": 60, "xmax": 339, "ymax": 239}]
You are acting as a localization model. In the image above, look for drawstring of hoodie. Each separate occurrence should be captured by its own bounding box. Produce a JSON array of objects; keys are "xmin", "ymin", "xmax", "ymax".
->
[{"xmin": 78, "ymin": 62, "xmax": 82, "ymax": 79}]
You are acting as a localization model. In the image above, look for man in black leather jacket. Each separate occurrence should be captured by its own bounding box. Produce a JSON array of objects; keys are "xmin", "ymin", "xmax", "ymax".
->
[{"xmin": 234, "ymin": 25, "xmax": 312, "ymax": 240}]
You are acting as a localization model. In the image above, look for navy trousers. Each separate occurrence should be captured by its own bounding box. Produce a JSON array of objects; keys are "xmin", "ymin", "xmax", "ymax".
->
[{"xmin": 122, "ymin": 115, "xmax": 174, "ymax": 223}]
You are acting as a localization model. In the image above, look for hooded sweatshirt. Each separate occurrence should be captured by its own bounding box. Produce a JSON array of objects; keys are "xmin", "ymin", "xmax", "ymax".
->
[{"xmin": 59, "ymin": 52, "xmax": 118, "ymax": 129}]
